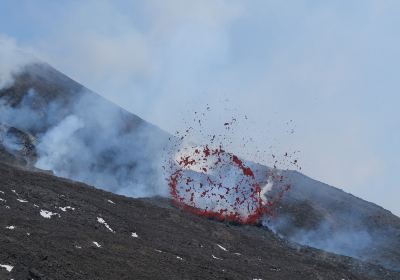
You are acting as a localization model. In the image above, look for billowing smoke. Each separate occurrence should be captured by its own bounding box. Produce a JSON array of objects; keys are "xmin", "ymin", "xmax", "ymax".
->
[
  {"xmin": 0, "ymin": 53, "xmax": 170, "ymax": 197},
  {"xmin": 33, "ymin": 92, "xmax": 170, "ymax": 197},
  {"xmin": 13, "ymin": 100, "xmax": 166, "ymax": 196},
  {"xmin": 0, "ymin": 36, "xmax": 37, "ymax": 89},
  {"xmin": 262, "ymin": 178, "xmax": 400, "ymax": 271},
  {"xmin": 265, "ymin": 216, "xmax": 374, "ymax": 258}
]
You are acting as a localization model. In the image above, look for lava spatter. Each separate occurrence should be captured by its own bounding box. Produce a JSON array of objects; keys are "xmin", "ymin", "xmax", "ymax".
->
[
  {"xmin": 168, "ymin": 145, "xmax": 282, "ymax": 224},
  {"xmin": 165, "ymin": 106, "xmax": 295, "ymax": 224}
]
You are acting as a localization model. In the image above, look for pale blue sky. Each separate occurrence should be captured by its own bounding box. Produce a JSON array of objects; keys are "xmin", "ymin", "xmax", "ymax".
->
[{"xmin": 1, "ymin": 1, "xmax": 399, "ymax": 215}]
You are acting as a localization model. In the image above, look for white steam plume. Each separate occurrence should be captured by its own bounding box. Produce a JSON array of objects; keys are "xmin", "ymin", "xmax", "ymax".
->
[{"xmin": 0, "ymin": 35, "xmax": 37, "ymax": 89}]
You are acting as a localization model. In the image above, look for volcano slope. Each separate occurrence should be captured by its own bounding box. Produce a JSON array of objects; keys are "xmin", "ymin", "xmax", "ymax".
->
[
  {"xmin": 0, "ymin": 162, "xmax": 399, "ymax": 280},
  {"xmin": 263, "ymin": 170, "xmax": 400, "ymax": 271},
  {"xmin": 0, "ymin": 63, "xmax": 169, "ymax": 197},
  {"xmin": 1, "ymin": 62, "xmax": 400, "ymax": 274}
]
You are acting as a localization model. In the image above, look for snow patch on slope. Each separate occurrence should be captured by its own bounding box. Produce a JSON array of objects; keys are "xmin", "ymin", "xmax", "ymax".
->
[{"xmin": 40, "ymin": 209, "xmax": 60, "ymax": 219}]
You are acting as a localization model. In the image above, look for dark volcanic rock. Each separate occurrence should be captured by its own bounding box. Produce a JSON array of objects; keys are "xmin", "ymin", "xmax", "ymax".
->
[
  {"xmin": 0, "ymin": 124, "xmax": 37, "ymax": 167},
  {"xmin": 0, "ymin": 162, "xmax": 399, "ymax": 280}
]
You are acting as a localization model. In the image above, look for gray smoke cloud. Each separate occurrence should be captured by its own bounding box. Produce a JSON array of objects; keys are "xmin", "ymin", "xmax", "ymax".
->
[
  {"xmin": 0, "ymin": 50, "xmax": 170, "ymax": 197},
  {"xmin": 265, "ymin": 216, "xmax": 373, "ymax": 258},
  {"xmin": 33, "ymin": 92, "xmax": 170, "ymax": 197},
  {"xmin": 0, "ymin": 35, "xmax": 37, "ymax": 89},
  {"xmin": 263, "ymin": 201, "xmax": 400, "ymax": 271}
]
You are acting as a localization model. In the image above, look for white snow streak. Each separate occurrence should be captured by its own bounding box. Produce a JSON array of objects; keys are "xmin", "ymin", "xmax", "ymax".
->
[
  {"xmin": 212, "ymin": 255, "xmax": 223, "ymax": 260},
  {"xmin": 131, "ymin": 232, "xmax": 138, "ymax": 238},
  {"xmin": 59, "ymin": 206, "xmax": 75, "ymax": 212},
  {"xmin": 217, "ymin": 244, "xmax": 228, "ymax": 251},
  {"xmin": 97, "ymin": 217, "xmax": 114, "ymax": 233},
  {"xmin": 40, "ymin": 209, "xmax": 60, "ymax": 219},
  {"xmin": 0, "ymin": 264, "xmax": 13, "ymax": 272},
  {"xmin": 93, "ymin": 241, "xmax": 101, "ymax": 248}
]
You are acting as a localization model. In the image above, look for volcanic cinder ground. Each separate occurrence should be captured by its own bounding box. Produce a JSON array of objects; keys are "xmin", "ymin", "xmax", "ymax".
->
[
  {"xmin": 1, "ymin": 63, "xmax": 400, "ymax": 279},
  {"xmin": 0, "ymin": 162, "xmax": 399, "ymax": 280}
]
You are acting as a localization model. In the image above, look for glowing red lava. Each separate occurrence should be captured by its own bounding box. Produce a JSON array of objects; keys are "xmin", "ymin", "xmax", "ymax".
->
[
  {"xmin": 165, "ymin": 109, "xmax": 296, "ymax": 225},
  {"xmin": 168, "ymin": 145, "xmax": 287, "ymax": 224}
]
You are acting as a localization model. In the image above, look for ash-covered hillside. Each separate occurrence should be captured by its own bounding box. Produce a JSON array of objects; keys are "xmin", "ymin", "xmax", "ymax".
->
[
  {"xmin": 0, "ymin": 162, "xmax": 399, "ymax": 280},
  {"xmin": 1, "ymin": 62, "xmax": 400, "ymax": 276}
]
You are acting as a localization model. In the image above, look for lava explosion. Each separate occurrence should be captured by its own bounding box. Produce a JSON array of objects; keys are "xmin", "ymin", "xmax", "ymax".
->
[
  {"xmin": 167, "ymin": 143, "xmax": 292, "ymax": 224},
  {"xmin": 165, "ymin": 108, "xmax": 296, "ymax": 224},
  {"xmin": 169, "ymin": 145, "xmax": 264, "ymax": 224}
]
